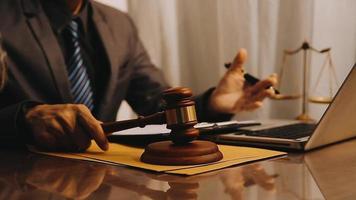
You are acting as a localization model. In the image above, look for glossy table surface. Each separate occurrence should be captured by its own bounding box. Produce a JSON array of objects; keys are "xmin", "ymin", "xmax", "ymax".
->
[{"xmin": 1, "ymin": 139, "xmax": 356, "ymax": 200}]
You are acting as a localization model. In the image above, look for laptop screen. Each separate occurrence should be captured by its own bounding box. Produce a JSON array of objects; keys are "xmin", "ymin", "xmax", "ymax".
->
[{"xmin": 306, "ymin": 64, "xmax": 356, "ymax": 150}]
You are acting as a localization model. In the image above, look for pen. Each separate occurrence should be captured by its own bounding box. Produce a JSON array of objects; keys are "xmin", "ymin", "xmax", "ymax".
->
[{"xmin": 224, "ymin": 62, "xmax": 280, "ymax": 94}]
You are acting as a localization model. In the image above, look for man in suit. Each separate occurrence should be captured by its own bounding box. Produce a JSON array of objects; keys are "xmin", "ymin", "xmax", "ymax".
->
[{"xmin": 0, "ymin": 0, "xmax": 277, "ymax": 151}]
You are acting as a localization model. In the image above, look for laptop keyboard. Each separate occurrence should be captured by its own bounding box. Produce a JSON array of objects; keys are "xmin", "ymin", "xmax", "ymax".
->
[{"xmin": 236, "ymin": 123, "xmax": 317, "ymax": 139}]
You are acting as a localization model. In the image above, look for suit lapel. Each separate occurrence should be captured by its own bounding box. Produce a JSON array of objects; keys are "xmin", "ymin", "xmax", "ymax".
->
[
  {"xmin": 91, "ymin": 2, "xmax": 128, "ymax": 115},
  {"xmin": 91, "ymin": 5, "xmax": 121, "ymax": 78},
  {"xmin": 22, "ymin": 0, "xmax": 72, "ymax": 102}
]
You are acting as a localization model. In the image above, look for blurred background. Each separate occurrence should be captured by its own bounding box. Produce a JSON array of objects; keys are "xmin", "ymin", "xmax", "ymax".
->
[{"xmin": 96, "ymin": 0, "xmax": 356, "ymax": 122}]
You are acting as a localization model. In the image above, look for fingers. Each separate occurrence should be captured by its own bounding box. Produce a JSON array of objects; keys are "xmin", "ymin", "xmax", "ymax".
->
[
  {"xmin": 248, "ymin": 74, "xmax": 277, "ymax": 95},
  {"xmin": 76, "ymin": 105, "xmax": 109, "ymax": 151},
  {"xmin": 250, "ymin": 87, "xmax": 275, "ymax": 102},
  {"xmin": 56, "ymin": 114, "xmax": 91, "ymax": 152},
  {"xmin": 26, "ymin": 104, "xmax": 108, "ymax": 152},
  {"xmin": 67, "ymin": 128, "xmax": 92, "ymax": 152},
  {"xmin": 32, "ymin": 128, "xmax": 57, "ymax": 151},
  {"xmin": 235, "ymin": 74, "xmax": 277, "ymax": 112},
  {"xmin": 235, "ymin": 101, "xmax": 263, "ymax": 112},
  {"xmin": 243, "ymin": 101, "xmax": 263, "ymax": 111},
  {"xmin": 229, "ymin": 48, "xmax": 247, "ymax": 74},
  {"xmin": 46, "ymin": 119, "xmax": 76, "ymax": 151}
]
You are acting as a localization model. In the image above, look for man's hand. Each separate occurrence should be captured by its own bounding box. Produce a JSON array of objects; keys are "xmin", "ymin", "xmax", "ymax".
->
[
  {"xmin": 25, "ymin": 104, "xmax": 108, "ymax": 152},
  {"xmin": 209, "ymin": 49, "xmax": 277, "ymax": 114}
]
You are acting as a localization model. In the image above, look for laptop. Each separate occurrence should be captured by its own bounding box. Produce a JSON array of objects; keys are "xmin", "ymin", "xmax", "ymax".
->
[{"xmin": 210, "ymin": 64, "xmax": 356, "ymax": 151}]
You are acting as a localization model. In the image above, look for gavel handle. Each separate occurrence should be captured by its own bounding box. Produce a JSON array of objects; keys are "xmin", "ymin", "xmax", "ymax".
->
[{"xmin": 101, "ymin": 112, "xmax": 166, "ymax": 134}]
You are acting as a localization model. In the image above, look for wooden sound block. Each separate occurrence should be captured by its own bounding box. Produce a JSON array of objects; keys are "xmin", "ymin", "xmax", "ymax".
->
[{"xmin": 140, "ymin": 140, "xmax": 223, "ymax": 165}]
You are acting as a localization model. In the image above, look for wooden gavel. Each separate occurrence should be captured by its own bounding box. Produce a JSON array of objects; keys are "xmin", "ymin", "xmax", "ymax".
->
[{"xmin": 101, "ymin": 87, "xmax": 199, "ymax": 144}]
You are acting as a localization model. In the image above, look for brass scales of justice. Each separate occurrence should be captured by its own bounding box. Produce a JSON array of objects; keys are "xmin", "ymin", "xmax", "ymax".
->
[{"xmin": 270, "ymin": 41, "xmax": 339, "ymax": 122}]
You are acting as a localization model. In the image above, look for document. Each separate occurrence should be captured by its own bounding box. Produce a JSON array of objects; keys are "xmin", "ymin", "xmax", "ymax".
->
[{"xmin": 31, "ymin": 142, "xmax": 286, "ymax": 175}]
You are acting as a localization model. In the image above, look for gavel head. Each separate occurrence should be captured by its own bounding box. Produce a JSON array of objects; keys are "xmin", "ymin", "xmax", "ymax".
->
[{"xmin": 162, "ymin": 87, "xmax": 199, "ymax": 145}]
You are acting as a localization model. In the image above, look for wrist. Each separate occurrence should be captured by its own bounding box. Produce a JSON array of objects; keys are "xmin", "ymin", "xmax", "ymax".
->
[
  {"xmin": 207, "ymin": 89, "xmax": 220, "ymax": 113},
  {"xmin": 195, "ymin": 88, "xmax": 233, "ymax": 122}
]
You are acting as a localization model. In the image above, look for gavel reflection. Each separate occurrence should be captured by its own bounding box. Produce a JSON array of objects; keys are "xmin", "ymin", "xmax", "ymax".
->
[
  {"xmin": 101, "ymin": 87, "xmax": 223, "ymax": 166},
  {"xmin": 101, "ymin": 87, "xmax": 198, "ymax": 144},
  {"xmin": 105, "ymin": 174, "xmax": 199, "ymax": 200}
]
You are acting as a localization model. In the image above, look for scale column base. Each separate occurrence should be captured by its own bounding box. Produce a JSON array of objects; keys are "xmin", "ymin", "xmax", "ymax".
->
[{"xmin": 296, "ymin": 113, "xmax": 316, "ymax": 123}]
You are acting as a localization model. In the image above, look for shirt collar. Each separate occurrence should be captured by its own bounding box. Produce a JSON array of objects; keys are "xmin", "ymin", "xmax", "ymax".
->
[{"xmin": 40, "ymin": 0, "xmax": 89, "ymax": 34}]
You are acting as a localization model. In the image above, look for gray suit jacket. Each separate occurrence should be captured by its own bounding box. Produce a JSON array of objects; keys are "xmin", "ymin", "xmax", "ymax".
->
[{"xmin": 0, "ymin": 0, "xmax": 227, "ymax": 147}]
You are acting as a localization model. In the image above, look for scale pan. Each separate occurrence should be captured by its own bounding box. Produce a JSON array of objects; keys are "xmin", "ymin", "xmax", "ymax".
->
[
  {"xmin": 270, "ymin": 94, "xmax": 301, "ymax": 100},
  {"xmin": 308, "ymin": 96, "xmax": 332, "ymax": 104}
]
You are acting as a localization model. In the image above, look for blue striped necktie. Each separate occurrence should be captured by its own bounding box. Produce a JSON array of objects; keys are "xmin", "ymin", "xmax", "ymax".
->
[{"xmin": 65, "ymin": 19, "xmax": 94, "ymax": 111}]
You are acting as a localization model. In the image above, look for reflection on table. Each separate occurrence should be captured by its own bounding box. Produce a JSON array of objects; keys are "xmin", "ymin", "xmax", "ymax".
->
[{"xmin": 1, "ymin": 139, "xmax": 356, "ymax": 199}]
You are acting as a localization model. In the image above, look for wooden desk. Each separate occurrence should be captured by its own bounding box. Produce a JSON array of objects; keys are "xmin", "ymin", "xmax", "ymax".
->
[{"xmin": 1, "ymin": 139, "xmax": 355, "ymax": 200}]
